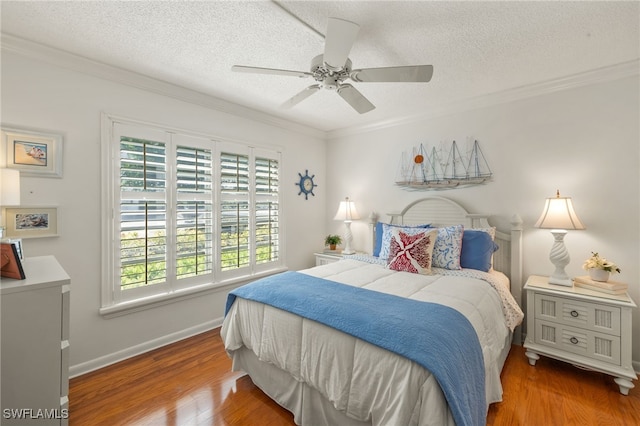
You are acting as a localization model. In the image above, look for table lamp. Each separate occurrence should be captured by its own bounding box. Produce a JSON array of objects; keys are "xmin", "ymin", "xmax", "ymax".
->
[
  {"xmin": 535, "ymin": 190, "xmax": 585, "ymax": 286},
  {"xmin": 333, "ymin": 197, "xmax": 360, "ymax": 255}
]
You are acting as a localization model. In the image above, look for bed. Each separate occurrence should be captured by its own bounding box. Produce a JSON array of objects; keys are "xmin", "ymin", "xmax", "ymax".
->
[{"xmin": 221, "ymin": 197, "xmax": 524, "ymax": 426}]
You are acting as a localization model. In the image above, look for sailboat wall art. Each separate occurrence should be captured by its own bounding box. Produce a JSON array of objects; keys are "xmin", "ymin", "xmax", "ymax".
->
[{"xmin": 396, "ymin": 140, "xmax": 493, "ymax": 191}]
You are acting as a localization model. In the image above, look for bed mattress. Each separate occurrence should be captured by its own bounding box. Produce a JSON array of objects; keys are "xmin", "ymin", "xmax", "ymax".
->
[{"xmin": 221, "ymin": 259, "xmax": 523, "ymax": 425}]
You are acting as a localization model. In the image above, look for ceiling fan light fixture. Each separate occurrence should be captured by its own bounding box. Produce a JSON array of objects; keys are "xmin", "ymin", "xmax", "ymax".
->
[
  {"xmin": 231, "ymin": 17, "xmax": 433, "ymax": 114},
  {"xmin": 322, "ymin": 76, "xmax": 340, "ymax": 90}
]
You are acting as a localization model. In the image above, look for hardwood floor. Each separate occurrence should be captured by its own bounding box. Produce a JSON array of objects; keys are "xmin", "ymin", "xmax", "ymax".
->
[{"xmin": 70, "ymin": 328, "xmax": 639, "ymax": 425}]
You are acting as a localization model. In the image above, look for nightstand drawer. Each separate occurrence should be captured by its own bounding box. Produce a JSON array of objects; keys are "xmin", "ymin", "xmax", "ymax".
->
[
  {"xmin": 314, "ymin": 252, "xmax": 343, "ymax": 266},
  {"xmin": 534, "ymin": 293, "xmax": 621, "ymax": 336},
  {"xmin": 534, "ymin": 320, "xmax": 621, "ymax": 365}
]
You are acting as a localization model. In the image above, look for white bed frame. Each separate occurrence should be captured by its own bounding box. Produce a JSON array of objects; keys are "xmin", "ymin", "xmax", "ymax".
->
[{"xmin": 373, "ymin": 196, "xmax": 524, "ymax": 344}]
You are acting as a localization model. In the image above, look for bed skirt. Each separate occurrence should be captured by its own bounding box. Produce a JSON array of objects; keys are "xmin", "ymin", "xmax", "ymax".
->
[{"xmin": 228, "ymin": 331, "xmax": 513, "ymax": 426}]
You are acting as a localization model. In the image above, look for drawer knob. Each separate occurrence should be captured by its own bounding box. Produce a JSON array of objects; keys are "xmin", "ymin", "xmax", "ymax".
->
[
  {"xmin": 570, "ymin": 310, "xmax": 579, "ymax": 318},
  {"xmin": 570, "ymin": 337, "xmax": 579, "ymax": 345}
]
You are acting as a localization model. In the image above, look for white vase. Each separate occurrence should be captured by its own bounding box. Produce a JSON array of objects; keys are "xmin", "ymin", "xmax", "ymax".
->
[{"xmin": 589, "ymin": 268, "xmax": 610, "ymax": 282}]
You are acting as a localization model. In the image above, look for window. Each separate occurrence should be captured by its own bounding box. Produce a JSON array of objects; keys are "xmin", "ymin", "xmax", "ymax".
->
[{"xmin": 101, "ymin": 116, "xmax": 282, "ymax": 312}]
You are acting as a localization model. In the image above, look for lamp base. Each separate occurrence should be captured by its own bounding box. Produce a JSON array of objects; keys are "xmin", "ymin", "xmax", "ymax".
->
[
  {"xmin": 342, "ymin": 221, "xmax": 355, "ymax": 255},
  {"xmin": 548, "ymin": 275, "xmax": 573, "ymax": 287},
  {"xmin": 547, "ymin": 229, "xmax": 573, "ymax": 287}
]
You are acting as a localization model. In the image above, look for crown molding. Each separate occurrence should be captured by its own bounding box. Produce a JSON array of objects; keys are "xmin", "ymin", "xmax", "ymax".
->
[
  {"xmin": 326, "ymin": 59, "xmax": 640, "ymax": 140},
  {"xmin": 3, "ymin": 33, "xmax": 637, "ymax": 141},
  {"xmin": 1, "ymin": 33, "xmax": 325, "ymax": 139}
]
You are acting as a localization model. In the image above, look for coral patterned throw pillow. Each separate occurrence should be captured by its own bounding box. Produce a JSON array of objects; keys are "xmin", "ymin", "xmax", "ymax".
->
[{"xmin": 386, "ymin": 228, "xmax": 438, "ymax": 275}]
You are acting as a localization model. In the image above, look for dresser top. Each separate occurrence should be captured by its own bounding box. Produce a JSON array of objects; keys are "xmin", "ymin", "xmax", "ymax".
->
[
  {"xmin": 1, "ymin": 255, "xmax": 70, "ymax": 294},
  {"xmin": 525, "ymin": 275, "xmax": 636, "ymax": 308}
]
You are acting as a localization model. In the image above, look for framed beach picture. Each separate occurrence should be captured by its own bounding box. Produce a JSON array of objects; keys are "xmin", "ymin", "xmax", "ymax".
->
[
  {"xmin": 1, "ymin": 126, "xmax": 63, "ymax": 177},
  {"xmin": 4, "ymin": 207, "xmax": 59, "ymax": 239}
]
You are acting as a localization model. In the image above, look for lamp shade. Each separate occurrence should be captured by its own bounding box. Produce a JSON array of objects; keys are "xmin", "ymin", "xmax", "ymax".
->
[
  {"xmin": 535, "ymin": 190, "xmax": 585, "ymax": 230},
  {"xmin": 333, "ymin": 197, "xmax": 360, "ymax": 221},
  {"xmin": 0, "ymin": 169, "xmax": 21, "ymax": 206}
]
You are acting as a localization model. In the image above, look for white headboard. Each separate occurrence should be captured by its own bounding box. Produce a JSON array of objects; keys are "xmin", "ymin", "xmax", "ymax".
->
[{"xmin": 371, "ymin": 196, "xmax": 524, "ymax": 343}]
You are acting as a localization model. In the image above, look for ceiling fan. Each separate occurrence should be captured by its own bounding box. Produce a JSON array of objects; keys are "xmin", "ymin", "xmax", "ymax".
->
[{"xmin": 232, "ymin": 17, "xmax": 434, "ymax": 114}]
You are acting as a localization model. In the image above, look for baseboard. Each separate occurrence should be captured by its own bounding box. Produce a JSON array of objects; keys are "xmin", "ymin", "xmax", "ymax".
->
[{"xmin": 69, "ymin": 317, "xmax": 224, "ymax": 378}]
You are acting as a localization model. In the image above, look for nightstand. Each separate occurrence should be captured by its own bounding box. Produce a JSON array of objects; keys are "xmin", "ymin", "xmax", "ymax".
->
[
  {"xmin": 314, "ymin": 252, "xmax": 344, "ymax": 266},
  {"xmin": 523, "ymin": 275, "xmax": 637, "ymax": 395}
]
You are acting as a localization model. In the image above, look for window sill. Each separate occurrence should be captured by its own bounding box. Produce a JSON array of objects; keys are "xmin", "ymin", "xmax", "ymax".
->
[{"xmin": 99, "ymin": 266, "xmax": 288, "ymax": 319}]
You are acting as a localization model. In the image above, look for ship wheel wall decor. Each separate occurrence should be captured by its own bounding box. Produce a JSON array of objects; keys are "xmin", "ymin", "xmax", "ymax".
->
[
  {"xmin": 396, "ymin": 140, "xmax": 493, "ymax": 191},
  {"xmin": 296, "ymin": 170, "xmax": 317, "ymax": 199}
]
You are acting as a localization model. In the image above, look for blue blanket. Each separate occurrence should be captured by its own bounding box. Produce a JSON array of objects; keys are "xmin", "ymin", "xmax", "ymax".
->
[{"xmin": 225, "ymin": 271, "xmax": 486, "ymax": 426}]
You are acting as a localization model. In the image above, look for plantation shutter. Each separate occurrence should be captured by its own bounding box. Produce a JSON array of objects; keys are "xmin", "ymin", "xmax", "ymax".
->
[
  {"xmin": 116, "ymin": 124, "xmax": 170, "ymax": 300},
  {"xmin": 175, "ymin": 141, "xmax": 214, "ymax": 282},
  {"xmin": 104, "ymin": 116, "xmax": 284, "ymax": 311},
  {"xmin": 220, "ymin": 151, "xmax": 250, "ymax": 271},
  {"xmin": 255, "ymin": 155, "xmax": 279, "ymax": 265},
  {"xmin": 113, "ymin": 124, "xmax": 217, "ymax": 302}
]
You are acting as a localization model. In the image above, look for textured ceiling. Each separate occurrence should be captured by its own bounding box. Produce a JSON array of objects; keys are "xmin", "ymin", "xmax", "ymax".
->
[{"xmin": 1, "ymin": 1, "xmax": 639, "ymax": 132}]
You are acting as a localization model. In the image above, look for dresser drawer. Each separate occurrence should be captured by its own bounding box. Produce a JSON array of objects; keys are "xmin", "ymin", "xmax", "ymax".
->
[
  {"xmin": 534, "ymin": 320, "xmax": 621, "ymax": 365},
  {"xmin": 534, "ymin": 293, "xmax": 621, "ymax": 336}
]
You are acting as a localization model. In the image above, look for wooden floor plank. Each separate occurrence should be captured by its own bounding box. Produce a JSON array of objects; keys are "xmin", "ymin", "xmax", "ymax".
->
[{"xmin": 70, "ymin": 328, "xmax": 639, "ymax": 425}]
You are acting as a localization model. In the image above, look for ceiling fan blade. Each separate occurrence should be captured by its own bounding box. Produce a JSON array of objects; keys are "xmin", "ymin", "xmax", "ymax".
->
[
  {"xmin": 336, "ymin": 83, "xmax": 375, "ymax": 114},
  {"xmin": 281, "ymin": 85, "xmax": 321, "ymax": 109},
  {"xmin": 350, "ymin": 65, "xmax": 434, "ymax": 83},
  {"xmin": 232, "ymin": 65, "xmax": 312, "ymax": 78},
  {"xmin": 323, "ymin": 17, "xmax": 360, "ymax": 69}
]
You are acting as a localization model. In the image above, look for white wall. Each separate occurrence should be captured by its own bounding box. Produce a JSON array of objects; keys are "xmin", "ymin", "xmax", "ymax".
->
[
  {"xmin": 1, "ymin": 51, "xmax": 327, "ymax": 374},
  {"xmin": 325, "ymin": 75, "xmax": 640, "ymax": 364},
  {"xmin": 3, "ymin": 44, "xmax": 639, "ymax": 373}
]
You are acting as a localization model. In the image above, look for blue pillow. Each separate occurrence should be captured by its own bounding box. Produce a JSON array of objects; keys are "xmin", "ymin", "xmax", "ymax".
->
[
  {"xmin": 460, "ymin": 230, "xmax": 499, "ymax": 272},
  {"xmin": 373, "ymin": 222, "xmax": 431, "ymax": 257}
]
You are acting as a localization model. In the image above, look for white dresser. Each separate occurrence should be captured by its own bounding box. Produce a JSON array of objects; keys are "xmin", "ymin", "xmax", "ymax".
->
[
  {"xmin": 523, "ymin": 275, "xmax": 637, "ymax": 395},
  {"xmin": 1, "ymin": 256, "xmax": 71, "ymax": 425}
]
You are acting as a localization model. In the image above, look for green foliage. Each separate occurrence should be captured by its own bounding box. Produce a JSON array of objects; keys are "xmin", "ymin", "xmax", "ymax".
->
[
  {"xmin": 325, "ymin": 234, "xmax": 342, "ymax": 246},
  {"xmin": 121, "ymin": 223, "xmax": 278, "ymax": 288}
]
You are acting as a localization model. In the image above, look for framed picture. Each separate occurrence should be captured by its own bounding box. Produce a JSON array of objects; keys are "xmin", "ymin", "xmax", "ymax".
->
[
  {"xmin": 4, "ymin": 207, "xmax": 59, "ymax": 239},
  {"xmin": 1, "ymin": 126, "xmax": 63, "ymax": 178}
]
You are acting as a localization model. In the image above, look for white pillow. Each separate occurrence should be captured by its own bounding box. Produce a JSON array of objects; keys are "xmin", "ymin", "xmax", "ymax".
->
[{"xmin": 475, "ymin": 227, "xmax": 496, "ymax": 240}]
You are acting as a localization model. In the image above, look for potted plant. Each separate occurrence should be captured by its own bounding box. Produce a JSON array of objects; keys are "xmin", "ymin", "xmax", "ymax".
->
[
  {"xmin": 324, "ymin": 234, "xmax": 342, "ymax": 251},
  {"xmin": 582, "ymin": 252, "xmax": 621, "ymax": 282}
]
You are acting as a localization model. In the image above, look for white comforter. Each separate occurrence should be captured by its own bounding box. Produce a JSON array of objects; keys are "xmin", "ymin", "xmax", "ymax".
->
[{"xmin": 221, "ymin": 259, "xmax": 523, "ymax": 425}]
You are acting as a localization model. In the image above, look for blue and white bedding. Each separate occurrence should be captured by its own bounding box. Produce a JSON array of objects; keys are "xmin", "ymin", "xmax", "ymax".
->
[
  {"xmin": 226, "ymin": 271, "xmax": 486, "ymax": 426},
  {"xmin": 221, "ymin": 259, "xmax": 523, "ymax": 426},
  {"xmin": 348, "ymin": 253, "xmax": 523, "ymax": 331}
]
